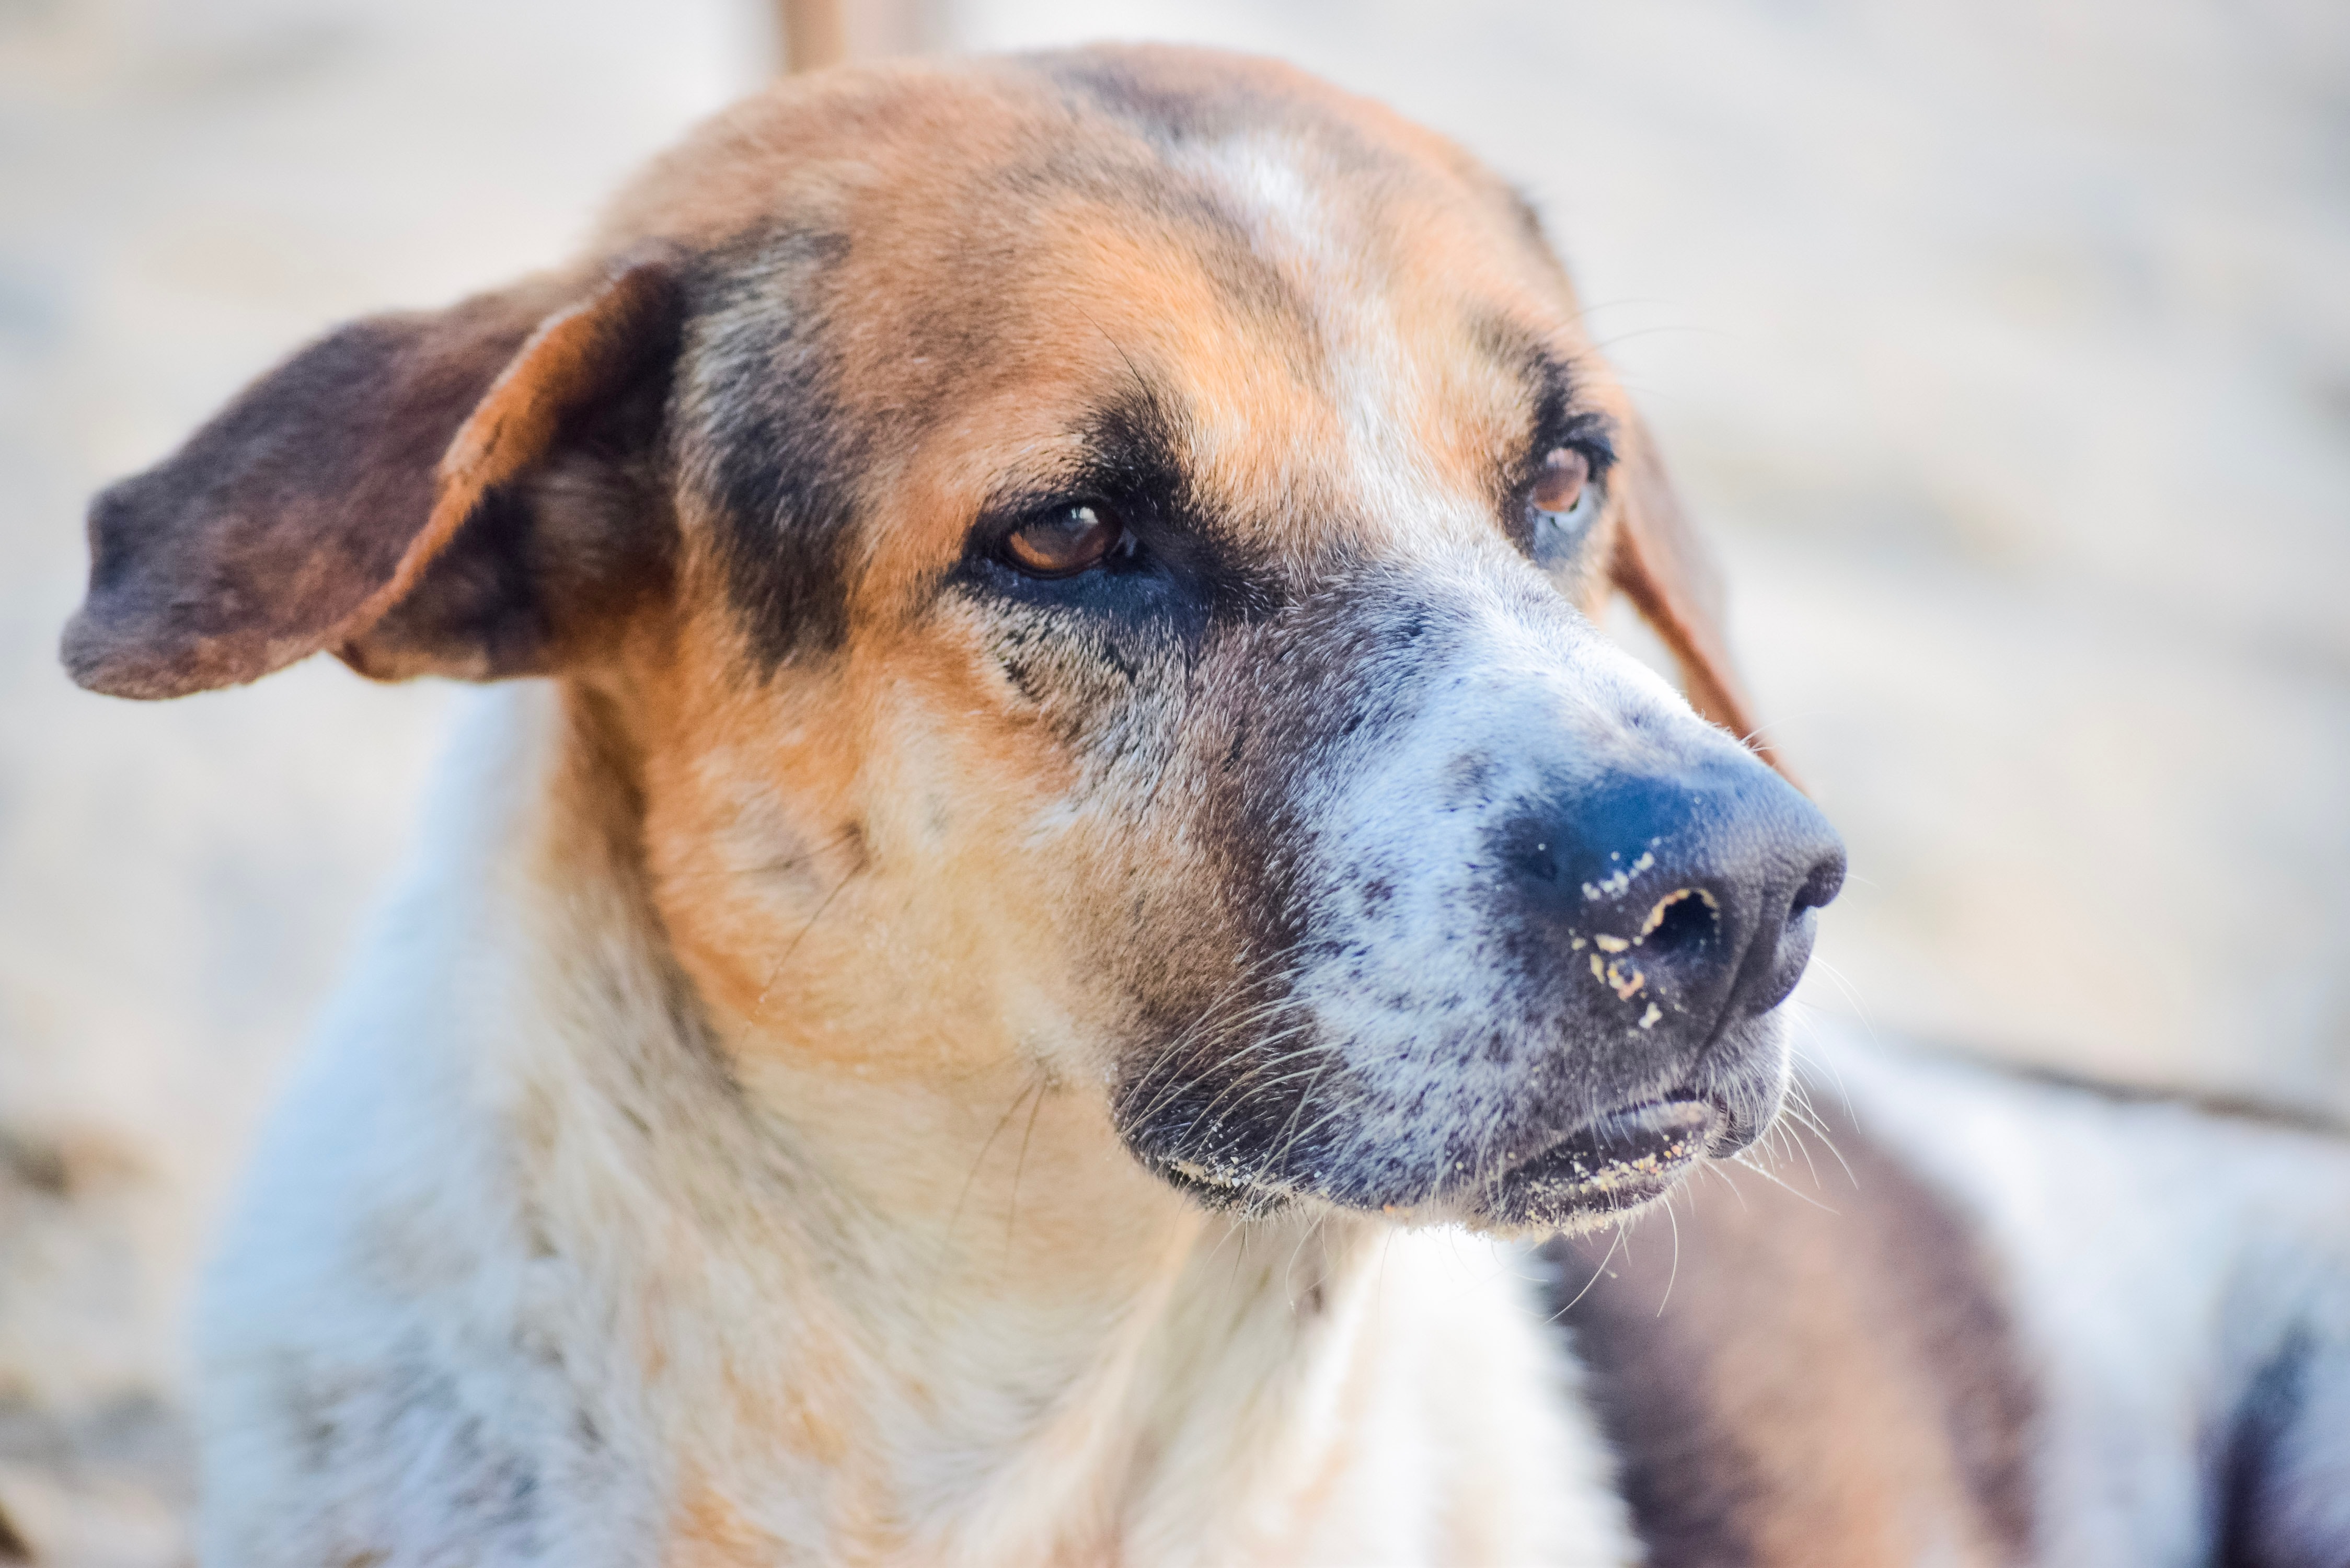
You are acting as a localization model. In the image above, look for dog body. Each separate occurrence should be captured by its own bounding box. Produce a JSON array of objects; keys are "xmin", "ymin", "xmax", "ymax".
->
[
  {"xmin": 1564, "ymin": 1041, "xmax": 2350, "ymax": 1567},
  {"xmin": 63, "ymin": 47, "xmax": 2350, "ymax": 1564},
  {"xmin": 191, "ymin": 712, "xmax": 2350, "ymax": 1565}
]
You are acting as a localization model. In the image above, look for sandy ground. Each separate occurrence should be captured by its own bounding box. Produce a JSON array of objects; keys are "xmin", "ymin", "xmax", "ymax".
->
[{"xmin": 1, "ymin": 0, "xmax": 2344, "ymax": 1557}]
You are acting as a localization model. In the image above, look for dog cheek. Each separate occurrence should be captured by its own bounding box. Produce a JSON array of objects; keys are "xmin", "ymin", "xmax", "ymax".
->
[
  {"xmin": 974, "ymin": 669, "xmax": 1232, "ymax": 1076},
  {"xmin": 1124, "ymin": 644, "xmax": 1513, "ymax": 1194}
]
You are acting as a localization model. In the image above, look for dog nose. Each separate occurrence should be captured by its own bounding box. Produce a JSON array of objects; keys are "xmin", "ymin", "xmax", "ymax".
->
[{"xmin": 1494, "ymin": 755, "xmax": 1845, "ymax": 1048}]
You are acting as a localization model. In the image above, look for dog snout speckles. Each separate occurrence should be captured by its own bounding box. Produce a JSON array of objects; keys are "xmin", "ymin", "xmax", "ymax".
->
[
  {"xmin": 1499, "ymin": 754, "xmax": 1840, "ymax": 1049},
  {"xmin": 1568, "ymin": 886, "xmax": 1723, "ymax": 1014}
]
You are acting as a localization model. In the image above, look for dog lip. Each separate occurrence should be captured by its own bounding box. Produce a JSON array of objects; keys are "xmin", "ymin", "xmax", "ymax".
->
[{"xmin": 1496, "ymin": 1097, "xmax": 1716, "ymax": 1213}]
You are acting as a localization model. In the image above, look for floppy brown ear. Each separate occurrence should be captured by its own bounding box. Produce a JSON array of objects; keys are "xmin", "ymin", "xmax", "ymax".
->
[
  {"xmin": 1604, "ymin": 413, "xmax": 1795, "ymax": 781},
  {"xmin": 61, "ymin": 248, "xmax": 682, "ymax": 699}
]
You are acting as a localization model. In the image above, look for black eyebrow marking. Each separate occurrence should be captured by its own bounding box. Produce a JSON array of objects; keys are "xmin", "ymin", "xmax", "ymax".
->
[
  {"xmin": 1075, "ymin": 382, "xmax": 1195, "ymax": 516},
  {"xmin": 1525, "ymin": 356, "xmax": 1616, "ymax": 478},
  {"xmin": 963, "ymin": 358, "xmax": 1199, "ymax": 541},
  {"xmin": 963, "ymin": 385, "xmax": 1195, "ymax": 552},
  {"xmin": 1077, "ymin": 313, "xmax": 1196, "ymax": 509}
]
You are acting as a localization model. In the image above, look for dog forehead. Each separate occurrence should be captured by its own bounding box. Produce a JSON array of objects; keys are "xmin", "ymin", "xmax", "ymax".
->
[
  {"xmin": 601, "ymin": 45, "xmax": 1518, "ymax": 251},
  {"xmin": 624, "ymin": 43, "xmax": 1583, "ymax": 393},
  {"xmin": 871, "ymin": 162, "xmax": 1566, "ymax": 560}
]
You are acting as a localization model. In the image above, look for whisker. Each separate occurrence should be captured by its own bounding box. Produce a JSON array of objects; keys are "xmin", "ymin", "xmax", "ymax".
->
[
  {"xmin": 944, "ymin": 1075, "xmax": 1041, "ymax": 1250},
  {"xmin": 1545, "ymin": 1221, "xmax": 1628, "ymax": 1324},
  {"xmin": 1781, "ymin": 1078, "xmax": 1857, "ymax": 1190},
  {"xmin": 667, "ymin": 821, "xmax": 866, "ymax": 891},
  {"xmin": 754, "ymin": 857, "xmax": 865, "ymax": 1017},
  {"xmin": 1728, "ymin": 1150, "xmax": 1840, "ymax": 1214},
  {"xmin": 1775, "ymin": 1098, "xmax": 1830, "ymax": 1190},
  {"xmin": 1656, "ymin": 1192, "xmax": 1683, "ymax": 1316},
  {"xmin": 1281, "ymin": 1213, "xmax": 1327, "ymax": 1310},
  {"xmin": 1787, "ymin": 997, "xmax": 1865, "ymax": 1127},
  {"xmin": 1004, "ymin": 1078, "xmax": 1051, "ymax": 1256}
]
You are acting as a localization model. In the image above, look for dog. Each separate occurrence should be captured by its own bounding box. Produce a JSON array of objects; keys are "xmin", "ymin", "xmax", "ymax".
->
[{"xmin": 62, "ymin": 45, "xmax": 2350, "ymax": 1566}]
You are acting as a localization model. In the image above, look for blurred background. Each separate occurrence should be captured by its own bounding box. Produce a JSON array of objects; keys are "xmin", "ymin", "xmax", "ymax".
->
[{"xmin": 2, "ymin": 0, "xmax": 2345, "ymax": 1557}]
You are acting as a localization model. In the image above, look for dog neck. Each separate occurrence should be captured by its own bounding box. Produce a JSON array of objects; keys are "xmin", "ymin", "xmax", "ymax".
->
[{"xmin": 411, "ymin": 681, "xmax": 1628, "ymax": 1564}]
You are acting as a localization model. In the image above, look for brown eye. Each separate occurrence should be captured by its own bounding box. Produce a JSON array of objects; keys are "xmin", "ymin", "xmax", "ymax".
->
[
  {"xmin": 1531, "ymin": 446, "xmax": 1591, "ymax": 515},
  {"xmin": 1003, "ymin": 502, "xmax": 1124, "ymax": 577}
]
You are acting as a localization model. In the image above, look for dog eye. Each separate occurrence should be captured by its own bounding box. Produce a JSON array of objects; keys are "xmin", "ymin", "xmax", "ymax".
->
[
  {"xmin": 1003, "ymin": 502, "xmax": 1127, "ymax": 578},
  {"xmin": 1527, "ymin": 446, "xmax": 1602, "ymax": 565},
  {"xmin": 1532, "ymin": 446, "xmax": 1590, "ymax": 515}
]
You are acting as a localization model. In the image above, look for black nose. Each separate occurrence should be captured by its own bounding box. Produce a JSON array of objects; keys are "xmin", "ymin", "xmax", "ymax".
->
[{"xmin": 1494, "ymin": 754, "xmax": 1845, "ymax": 1053}]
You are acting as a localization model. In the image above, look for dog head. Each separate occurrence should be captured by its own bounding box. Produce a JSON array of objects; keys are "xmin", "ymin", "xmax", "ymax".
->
[{"xmin": 64, "ymin": 47, "xmax": 1841, "ymax": 1235}]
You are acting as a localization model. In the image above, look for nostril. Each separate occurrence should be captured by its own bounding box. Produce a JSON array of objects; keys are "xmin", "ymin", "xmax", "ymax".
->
[
  {"xmin": 1638, "ymin": 887, "xmax": 1719, "ymax": 958},
  {"xmin": 1791, "ymin": 851, "xmax": 1847, "ymax": 915}
]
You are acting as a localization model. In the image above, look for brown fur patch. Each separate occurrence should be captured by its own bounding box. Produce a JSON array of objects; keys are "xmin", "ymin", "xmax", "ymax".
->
[
  {"xmin": 665, "ymin": 1482, "xmax": 776, "ymax": 1566},
  {"xmin": 1548, "ymin": 1083, "xmax": 2036, "ymax": 1566}
]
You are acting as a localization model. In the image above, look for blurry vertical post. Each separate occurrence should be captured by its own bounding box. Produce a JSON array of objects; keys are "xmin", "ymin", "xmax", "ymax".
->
[
  {"xmin": 778, "ymin": 0, "xmax": 935, "ymax": 73},
  {"xmin": 779, "ymin": 0, "xmax": 846, "ymax": 72}
]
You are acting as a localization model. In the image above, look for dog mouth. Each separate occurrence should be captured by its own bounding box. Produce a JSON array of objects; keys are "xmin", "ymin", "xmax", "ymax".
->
[
  {"xmin": 1482, "ymin": 1098, "xmax": 1719, "ymax": 1226},
  {"xmin": 1122, "ymin": 1013, "xmax": 1792, "ymax": 1228},
  {"xmin": 1143, "ymin": 1096, "xmax": 1731, "ymax": 1227}
]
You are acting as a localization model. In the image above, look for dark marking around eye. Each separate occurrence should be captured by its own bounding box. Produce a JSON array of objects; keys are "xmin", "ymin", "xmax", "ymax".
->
[{"xmin": 957, "ymin": 381, "xmax": 1284, "ymax": 634}]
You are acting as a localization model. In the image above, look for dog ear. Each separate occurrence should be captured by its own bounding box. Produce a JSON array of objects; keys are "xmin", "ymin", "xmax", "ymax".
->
[
  {"xmin": 62, "ymin": 248, "xmax": 683, "ymax": 699},
  {"xmin": 1603, "ymin": 413, "xmax": 1794, "ymax": 780}
]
